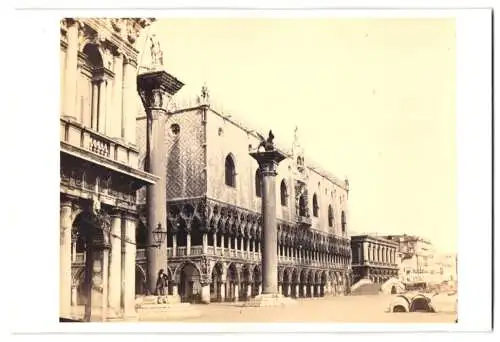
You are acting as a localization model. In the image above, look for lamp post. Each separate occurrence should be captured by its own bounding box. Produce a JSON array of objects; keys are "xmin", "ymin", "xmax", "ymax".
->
[{"xmin": 145, "ymin": 223, "xmax": 167, "ymax": 296}]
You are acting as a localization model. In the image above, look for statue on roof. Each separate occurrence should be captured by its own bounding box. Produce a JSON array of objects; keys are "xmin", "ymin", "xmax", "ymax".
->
[
  {"xmin": 150, "ymin": 34, "xmax": 164, "ymax": 70},
  {"xmin": 198, "ymin": 83, "xmax": 210, "ymax": 105},
  {"xmin": 255, "ymin": 130, "xmax": 275, "ymax": 152}
]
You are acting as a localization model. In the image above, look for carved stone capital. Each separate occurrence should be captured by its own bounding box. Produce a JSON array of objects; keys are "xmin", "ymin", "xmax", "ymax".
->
[
  {"xmin": 250, "ymin": 150, "xmax": 287, "ymax": 178},
  {"xmin": 137, "ymin": 71, "xmax": 184, "ymax": 112}
]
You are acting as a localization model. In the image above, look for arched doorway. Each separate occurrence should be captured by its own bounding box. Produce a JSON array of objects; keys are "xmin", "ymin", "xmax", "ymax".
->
[
  {"xmin": 307, "ymin": 271, "xmax": 314, "ymax": 297},
  {"xmin": 252, "ymin": 266, "xmax": 261, "ymax": 297},
  {"xmin": 291, "ymin": 269, "xmax": 299, "ymax": 298},
  {"xmin": 226, "ymin": 263, "xmax": 239, "ymax": 301},
  {"xmin": 283, "ymin": 268, "xmax": 292, "ymax": 297},
  {"xmin": 299, "ymin": 269, "xmax": 307, "ymax": 297},
  {"xmin": 241, "ymin": 265, "xmax": 251, "ymax": 300},
  {"xmin": 210, "ymin": 263, "xmax": 223, "ymax": 302},
  {"xmin": 74, "ymin": 268, "xmax": 87, "ymax": 306},
  {"xmin": 320, "ymin": 271, "xmax": 327, "ymax": 297},
  {"xmin": 178, "ymin": 263, "xmax": 201, "ymax": 303},
  {"xmin": 71, "ymin": 211, "xmax": 107, "ymax": 311},
  {"xmin": 391, "ymin": 285, "xmax": 397, "ymax": 294},
  {"xmin": 135, "ymin": 264, "xmax": 148, "ymax": 296}
]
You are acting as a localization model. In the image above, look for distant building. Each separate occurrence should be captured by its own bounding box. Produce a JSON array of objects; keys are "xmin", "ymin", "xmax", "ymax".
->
[
  {"xmin": 350, "ymin": 235, "xmax": 399, "ymax": 284},
  {"xmin": 383, "ymin": 234, "xmax": 441, "ymax": 285}
]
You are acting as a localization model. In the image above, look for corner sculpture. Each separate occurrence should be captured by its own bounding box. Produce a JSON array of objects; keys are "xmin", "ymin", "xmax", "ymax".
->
[{"xmin": 255, "ymin": 130, "xmax": 276, "ymax": 152}]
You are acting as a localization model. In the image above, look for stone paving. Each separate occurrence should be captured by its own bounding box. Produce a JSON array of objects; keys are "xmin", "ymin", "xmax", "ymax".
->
[{"xmin": 139, "ymin": 294, "xmax": 457, "ymax": 323}]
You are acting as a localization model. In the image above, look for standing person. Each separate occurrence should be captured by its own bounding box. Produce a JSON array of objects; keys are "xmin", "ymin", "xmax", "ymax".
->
[{"xmin": 156, "ymin": 269, "xmax": 168, "ymax": 304}]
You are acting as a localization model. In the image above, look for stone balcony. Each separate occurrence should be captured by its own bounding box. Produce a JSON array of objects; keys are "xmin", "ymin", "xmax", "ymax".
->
[
  {"xmin": 60, "ymin": 117, "xmax": 139, "ymax": 169},
  {"xmin": 296, "ymin": 215, "xmax": 312, "ymax": 227}
]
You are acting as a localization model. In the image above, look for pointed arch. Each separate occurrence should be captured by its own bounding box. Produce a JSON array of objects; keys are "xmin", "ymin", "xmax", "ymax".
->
[
  {"xmin": 225, "ymin": 154, "xmax": 236, "ymax": 187},
  {"xmin": 280, "ymin": 179, "xmax": 288, "ymax": 206},
  {"xmin": 312, "ymin": 193, "xmax": 319, "ymax": 217},
  {"xmin": 255, "ymin": 168, "xmax": 262, "ymax": 197},
  {"xmin": 328, "ymin": 204, "xmax": 334, "ymax": 227},
  {"xmin": 341, "ymin": 210, "xmax": 346, "ymax": 234}
]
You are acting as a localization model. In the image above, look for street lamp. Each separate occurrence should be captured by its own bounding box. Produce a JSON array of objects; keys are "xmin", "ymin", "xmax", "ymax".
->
[
  {"xmin": 151, "ymin": 223, "xmax": 167, "ymax": 248},
  {"xmin": 143, "ymin": 223, "xmax": 167, "ymax": 297}
]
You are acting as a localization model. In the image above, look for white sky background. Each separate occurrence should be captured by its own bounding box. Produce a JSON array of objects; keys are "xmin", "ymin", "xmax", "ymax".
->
[{"xmin": 137, "ymin": 18, "xmax": 457, "ymax": 254}]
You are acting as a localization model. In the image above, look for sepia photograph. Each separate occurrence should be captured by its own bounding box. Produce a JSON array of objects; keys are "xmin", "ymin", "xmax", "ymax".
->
[
  {"xmin": 5, "ymin": 2, "xmax": 494, "ymax": 337},
  {"xmin": 58, "ymin": 15, "xmax": 461, "ymax": 324}
]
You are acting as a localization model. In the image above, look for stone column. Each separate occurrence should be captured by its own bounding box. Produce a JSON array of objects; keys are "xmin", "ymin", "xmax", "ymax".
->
[
  {"xmin": 220, "ymin": 283, "xmax": 226, "ymax": 301},
  {"xmin": 90, "ymin": 247, "xmax": 110, "ymax": 322},
  {"xmin": 138, "ymin": 70, "xmax": 184, "ymax": 294},
  {"xmin": 200, "ymin": 281, "xmax": 210, "ymax": 304},
  {"xmin": 250, "ymin": 149, "xmax": 286, "ymax": 296},
  {"xmin": 247, "ymin": 284, "xmax": 252, "ymax": 298},
  {"xmin": 97, "ymin": 80, "xmax": 108, "ymax": 134},
  {"xmin": 234, "ymin": 284, "xmax": 239, "ymax": 301},
  {"xmin": 60, "ymin": 198, "xmax": 73, "ymax": 318},
  {"xmin": 186, "ymin": 232, "xmax": 191, "ymax": 256},
  {"xmin": 122, "ymin": 213, "xmax": 137, "ymax": 320},
  {"xmin": 91, "ymin": 82, "xmax": 99, "ymax": 130},
  {"xmin": 172, "ymin": 284, "xmax": 178, "ymax": 297},
  {"xmin": 107, "ymin": 211, "xmax": 122, "ymax": 317},
  {"xmin": 71, "ymin": 285, "xmax": 78, "ymax": 306},
  {"xmin": 202, "ymin": 233, "xmax": 208, "ymax": 254},
  {"xmin": 172, "ymin": 235, "xmax": 177, "ymax": 257},
  {"xmin": 110, "ymin": 52, "xmax": 124, "ymax": 139},
  {"xmin": 62, "ymin": 19, "xmax": 79, "ymax": 119},
  {"xmin": 122, "ymin": 59, "xmax": 137, "ymax": 143}
]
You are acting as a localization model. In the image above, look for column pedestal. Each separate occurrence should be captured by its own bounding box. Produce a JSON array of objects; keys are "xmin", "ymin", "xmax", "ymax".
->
[
  {"xmin": 200, "ymin": 284, "xmax": 210, "ymax": 304},
  {"xmin": 220, "ymin": 283, "xmax": 226, "ymax": 302},
  {"xmin": 234, "ymin": 285, "xmax": 239, "ymax": 302}
]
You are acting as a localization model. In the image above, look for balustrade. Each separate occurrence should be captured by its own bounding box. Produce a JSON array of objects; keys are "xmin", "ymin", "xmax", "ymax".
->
[
  {"xmin": 177, "ymin": 247, "xmax": 187, "ymax": 256},
  {"xmin": 60, "ymin": 117, "xmax": 138, "ymax": 167}
]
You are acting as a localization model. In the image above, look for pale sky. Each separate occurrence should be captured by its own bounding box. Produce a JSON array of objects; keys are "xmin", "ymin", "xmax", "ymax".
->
[{"xmin": 137, "ymin": 18, "xmax": 456, "ymax": 254}]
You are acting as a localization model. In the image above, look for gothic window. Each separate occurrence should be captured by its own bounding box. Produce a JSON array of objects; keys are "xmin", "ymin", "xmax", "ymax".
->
[
  {"xmin": 299, "ymin": 194, "xmax": 307, "ymax": 217},
  {"xmin": 312, "ymin": 193, "xmax": 319, "ymax": 217},
  {"xmin": 255, "ymin": 169, "xmax": 262, "ymax": 197},
  {"xmin": 328, "ymin": 205, "xmax": 334, "ymax": 227},
  {"xmin": 280, "ymin": 180, "xmax": 288, "ymax": 206},
  {"xmin": 341, "ymin": 210, "xmax": 346, "ymax": 234},
  {"xmin": 225, "ymin": 154, "xmax": 236, "ymax": 187}
]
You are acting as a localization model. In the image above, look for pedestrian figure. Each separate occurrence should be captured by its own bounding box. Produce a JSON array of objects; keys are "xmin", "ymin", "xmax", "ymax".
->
[{"xmin": 156, "ymin": 269, "xmax": 168, "ymax": 304}]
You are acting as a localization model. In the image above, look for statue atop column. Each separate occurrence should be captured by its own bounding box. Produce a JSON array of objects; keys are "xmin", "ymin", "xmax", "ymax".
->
[
  {"xmin": 255, "ymin": 130, "xmax": 275, "ymax": 152},
  {"xmin": 150, "ymin": 34, "xmax": 164, "ymax": 70}
]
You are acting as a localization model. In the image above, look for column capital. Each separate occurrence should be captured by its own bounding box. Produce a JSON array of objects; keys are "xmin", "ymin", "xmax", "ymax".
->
[
  {"xmin": 122, "ymin": 210, "xmax": 138, "ymax": 221},
  {"xmin": 250, "ymin": 149, "xmax": 287, "ymax": 177},
  {"xmin": 109, "ymin": 208, "xmax": 123, "ymax": 218},
  {"xmin": 137, "ymin": 70, "xmax": 184, "ymax": 112}
]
